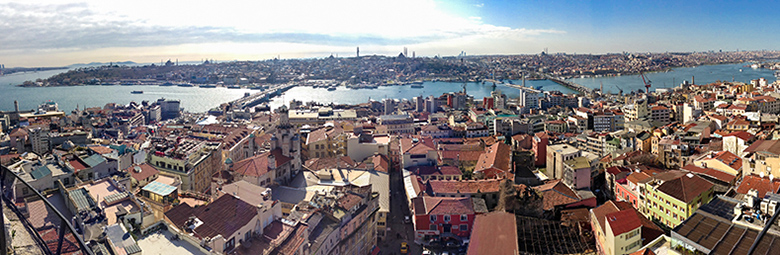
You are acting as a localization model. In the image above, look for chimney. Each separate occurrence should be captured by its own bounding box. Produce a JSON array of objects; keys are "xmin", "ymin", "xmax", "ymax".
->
[{"xmin": 268, "ymin": 154, "xmax": 276, "ymax": 169}]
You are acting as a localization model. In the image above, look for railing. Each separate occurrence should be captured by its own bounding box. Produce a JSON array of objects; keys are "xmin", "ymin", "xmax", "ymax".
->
[{"xmin": 1, "ymin": 165, "xmax": 94, "ymax": 255}]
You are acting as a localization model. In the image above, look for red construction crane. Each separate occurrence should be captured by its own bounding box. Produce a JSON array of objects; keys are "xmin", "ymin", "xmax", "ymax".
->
[{"xmin": 639, "ymin": 71, "xmax": 652, "ymax": 93}]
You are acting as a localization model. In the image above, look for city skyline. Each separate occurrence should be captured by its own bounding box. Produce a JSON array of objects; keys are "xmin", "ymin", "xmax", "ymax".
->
[{"xmin": 2, "ymin": 0, "xmax": 780, "ymax": 67}]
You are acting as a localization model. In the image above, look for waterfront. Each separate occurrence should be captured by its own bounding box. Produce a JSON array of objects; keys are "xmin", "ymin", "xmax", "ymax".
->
[
  {"xmin": 0, "ymin": 70, "xmax": 569, "ymax": 113},
  {"xmin": 571, "ymin": 62, "xmax": 778, "ymax": 93},
  {"xmin": 2, "ymin": 62, "xmax": 778, "ymax": 113}
]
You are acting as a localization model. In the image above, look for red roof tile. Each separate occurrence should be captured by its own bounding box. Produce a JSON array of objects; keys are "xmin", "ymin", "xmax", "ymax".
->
[
  {"xmin": 467, "ymin": 212, "xmax": 518, "ymax": 255},
  {"xmin": 606, "ymin": 209, "xmax": 642, "ymax": 236},
  {"xmin": 736, "ymin": 175, "xmax": 780, "ymax": 198},
  {"xmin": 428, "ymin": 179, "xmax": 500, "ymax": 194},
  {"xmin": 126, "ymin": 163, "xmax": 159, "ymax": 182},
  {"xmin": 414, "ymin": 196, "xmax": 475, "ymax": 215},
  {"xmin": 474, "ymin": 142, "xmax": 511, "ymax": 175},
  {"xmin": 656, "ymin": 174, "xmax": 714, "ymax": 203},
  {"xmin": 231, "ymin": 149, "xmax": 292, "ymax": 177},
  {"xmin": 165, "ymin": 195, "xmax": 257, "ymax": 239}
]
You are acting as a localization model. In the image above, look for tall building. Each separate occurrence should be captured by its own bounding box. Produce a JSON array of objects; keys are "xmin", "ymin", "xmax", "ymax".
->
[
  {"xmin": 519, "ymin": 88, "xmax": 540, "ymax": 110},
  {"xmin": 546, "ymin": 144, "xmax": 581, "ymax": 180},
  {"xmin": 382, "ymin": 98, "xmax": 395, "ymax": 115},
  {"xmin": 157, "ymin": 98, "xmax": 181, "ymax": 120},
  {"xmin": 29, "ymin": 127, "xmax": 49, "ymax": 155}
]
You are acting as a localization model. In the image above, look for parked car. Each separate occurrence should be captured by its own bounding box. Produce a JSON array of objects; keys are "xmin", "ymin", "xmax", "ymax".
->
[{"xmin": 404, "ymin": 215, "xmax": 411, "ymax": 224}]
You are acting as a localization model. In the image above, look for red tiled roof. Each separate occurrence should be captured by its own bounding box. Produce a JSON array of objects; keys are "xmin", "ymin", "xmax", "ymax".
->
[
  {"xmin": 681, "ymin": 165, "xmax": 737, "ymax": 184},
  {"xmin": 428, "ymin": 179, "xmax": 500, "ymax": 194},
  {"xmin": 414, "ymin": 196, "xmax": 475, "ymax": 215},
  {"xmin": 591, "ymin": 200, "xmax": 619, "ymax": 233},
  {"xmin": 534, "ymin": 180, "xmax": 581, "ymax": 211},
  {"xmin": 745, "ymin": 139, "xmax": 780, "ymax": 155},
  {"xmin": 409, "ymin": 165, "xmax": 462, "ymax": 176},
  {"xmin": 9, "ymin": 128, "xmax": 28, "ymax": 137},
  {"xmin": 606, "ymin": 209, "xmax": 642, "ymax": 236},
  {"xmin": 467, "ymin": 212, "xmax": 518, "ymax": 255},
  {"xmin": 626, "ymin": 172, "xmax": 652, "ymax": 185},
  {"xmin": 126, "ymin": 163, "xmax": 159, "ymax": 182},
  {"xmin": 88, "ymin": 146, "xmax": 115, "ymax": 155},
  {"xmin": 710, "ymin": 151, "xmax": 742, "ymax": 171},
  {"xmin": 656, "ymin": 174, "xmax": 714, "ymax": 203},
  {"xmin": 165, "ymin": 195, "xmax": 257, "ymax": 239},
  {"xmin": 69, "ymin": 158, "xmax": 88, "ymax": 171},
  {"xmin": 306, "ymin": 128, "xmax": 328, "ymax": 145},
  {"xmin": 438, "ymin": 150, "xmax": 483, "ymax": 162},
  {"xmin": 231, "ymin": 149, "xmax": 292, "ymax": 177},
  {"xmin": 474, "ymin": 142, "xmax": 511, "ymax": 174},
  {"xmin": 736, "ymin": 175, "xmax": 780, "ymax": 198}
]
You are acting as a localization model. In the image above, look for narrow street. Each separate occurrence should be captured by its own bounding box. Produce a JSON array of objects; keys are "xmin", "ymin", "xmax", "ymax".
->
[{"xmin": 380, "ymin": 166, "xmax": 422, "ymax": 255}]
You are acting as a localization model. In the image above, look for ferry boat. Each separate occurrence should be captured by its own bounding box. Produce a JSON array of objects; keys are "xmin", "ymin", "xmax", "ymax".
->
[
  {"xmin": 411, "ymin": 83, "xmax": 424, "ymax": 88},
  {"xmin": 131, "ymin": 90, "xmax": 143, "ymax": 94},
  {"xmin": 177, "ymin": 83, "xmax": 194, "ymax": 87},
  {"xmin": 160, "ymin": 82, "xmax": 174, "ymax": 86},
  {"xmin": 227, "ymin": 85, "xmax": 241, "ymax": 89},
  {"xmin": 327, "ymin": 86, "xmax": 337, "ymax": 91},
  {"xmin": 199, "ymin": 84, "xmax": 217, "ymax": 88}
]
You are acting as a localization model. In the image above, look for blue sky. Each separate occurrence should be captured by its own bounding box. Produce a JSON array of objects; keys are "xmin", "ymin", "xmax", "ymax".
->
[{"xmin": 1, "ymin": 0, "xmax": 778, "ymax": 67}]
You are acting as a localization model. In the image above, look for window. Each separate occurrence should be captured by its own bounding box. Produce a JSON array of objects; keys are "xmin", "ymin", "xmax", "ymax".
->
[
  {"xmin": 430, "ymin": 224, "xmax": 437, "ymax": 231},
  {"xmin": 443, "ymin": 215, "xmax": 450, "ymax": 222},
  {"xmin": 461, "ymin": 215, "xmax": 468, "ymax": 221},
  {"xmin": 460, "ymin": 224, "xmax": 468, "ymax": 231},
  {"xmin": 430, "ymin": 215, "xmax": 437, "ymax": 222}
]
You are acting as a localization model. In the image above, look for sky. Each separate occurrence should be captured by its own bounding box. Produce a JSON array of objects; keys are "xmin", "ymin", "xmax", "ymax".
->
[{"xmin": 1, "ymin": 0, "xmax": 779, "ymax": 67}]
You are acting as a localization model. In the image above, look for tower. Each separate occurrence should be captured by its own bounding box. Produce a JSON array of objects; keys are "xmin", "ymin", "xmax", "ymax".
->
[
  {"xmin": 403, "ymin": 47, "xmax": 408, "ymax": 58},
  {"xmin": 357, "ymin": 47, "xmax": 360, "ymax": 58},
  {"xmin": 14, "ymin": 100, "xmax": 19, "ymax": 113}
]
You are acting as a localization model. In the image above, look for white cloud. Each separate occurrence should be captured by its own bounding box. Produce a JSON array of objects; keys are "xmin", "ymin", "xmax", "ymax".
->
[
  {"xmin": 0, "ymin": 0, "xmax": 565, "ymax": 65},
  {"xmin": 474, "ymin": 3, "xmax": 485, "ymax": 8}
]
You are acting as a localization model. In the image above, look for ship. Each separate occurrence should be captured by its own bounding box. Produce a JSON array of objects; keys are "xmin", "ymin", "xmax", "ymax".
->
[
  {"xmin": 177, "ymin": 83, "xmax": 194, "ymax": 87},
  {"xmin": 199, "ymin": 84, "xmax": 217, "ymax": 88},
  {"xmin": 411, "ymin": 83, "xmax": 424, "ymax": 88},
  {"xmin": 160, "ymin": 82, "xmax": 174, "ymax": 86},
  {"xmin": 227, "ymin": 85, "xmax": 241, "ymax": 89},
  {"xmin": 131, "ymin": 90, "xmax": 143, "ymax": 94},
  {"xmin": 327, "ymin": 86, "xmax": 337, "ymax": 91}
]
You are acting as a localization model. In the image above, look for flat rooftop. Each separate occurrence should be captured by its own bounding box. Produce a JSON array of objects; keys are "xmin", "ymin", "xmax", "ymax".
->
[{"xmin": 137, "ymin": 230, "xmax": 208, "ymax": 255}]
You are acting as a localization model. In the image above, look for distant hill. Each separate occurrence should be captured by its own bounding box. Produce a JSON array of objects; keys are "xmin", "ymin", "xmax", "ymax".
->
[{"xmin": 68, "ymin": 61, "xmax": 138, "ymax": 68}]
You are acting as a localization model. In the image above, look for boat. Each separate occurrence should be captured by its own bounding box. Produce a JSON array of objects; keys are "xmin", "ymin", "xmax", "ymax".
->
[
  {"xmin": 227, "ymin": 85, "xmax": 241, "ymax": 89},
  {"xmin": 177, "ymin": 83, "xmax": 194, "ymax": 87},
  {"xmin": 199, "ymin": 84, "xmax": 217, "ymax": 88},
  {"xmin": 327, "ymin": 86, "xmax": 337, "ymax": 91},
  {"xmin": 411, "ymin": 84, "xmax": 424, "ymax": 88},
  {"xmin": 160, "ymin": 82, "xmax": 174, "ymax": 86},
  {"xmin": 131, "ymin": 90, "xmax": 143, "ymax": 94}
]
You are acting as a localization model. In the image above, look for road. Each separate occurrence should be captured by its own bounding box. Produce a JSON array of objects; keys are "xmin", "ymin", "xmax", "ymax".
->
[{"xmin": 380, "ymin": 167, "xmax": 422, "ymax": 255}]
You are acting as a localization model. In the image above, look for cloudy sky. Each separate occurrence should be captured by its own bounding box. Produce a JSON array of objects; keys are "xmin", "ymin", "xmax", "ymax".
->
[{"xmin": 1, "ymin": 0, "xmax": 778, "ymax": 67}]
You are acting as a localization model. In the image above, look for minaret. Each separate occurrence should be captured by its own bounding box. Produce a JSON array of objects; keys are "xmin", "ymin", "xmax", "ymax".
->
[{"xmin": 357, "ymin": 47, "xmax": 360, "ymax": 58}]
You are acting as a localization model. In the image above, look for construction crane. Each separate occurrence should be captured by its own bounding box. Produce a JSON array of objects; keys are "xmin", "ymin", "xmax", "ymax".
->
[
  {"xmin": 615, "ymin": 85, "xmax": 624, "ymax": 96},
  {"xmin": 640, "ymin": 71, "xmax": 652, "ymax": 93}
]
